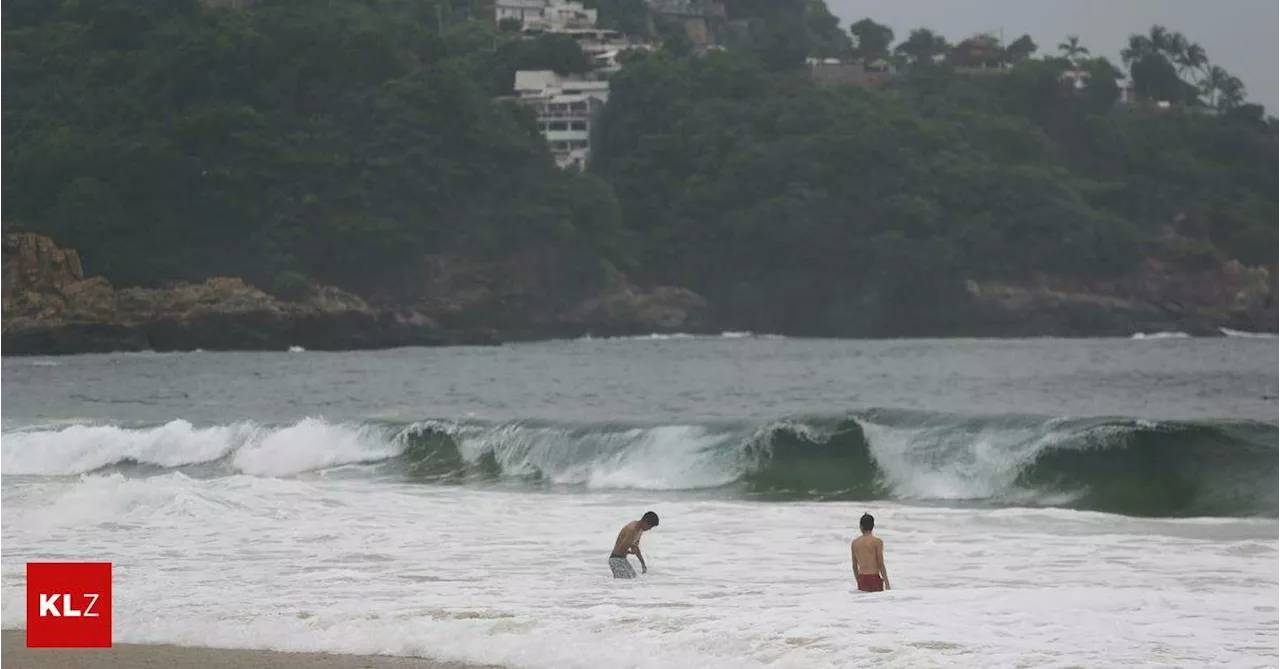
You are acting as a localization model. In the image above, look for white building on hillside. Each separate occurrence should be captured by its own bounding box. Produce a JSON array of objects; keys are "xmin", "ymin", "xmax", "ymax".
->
[
  {"xmin": 497, "ymin": 0, "xmax": 597, "ymax": 31},
  {"xmin": 536, "ymin": 1, "xmax": 597, "ymax": 30},
  {"xmin": 495, "ymin": 0, "xmax": 545, "ymax": 25},
  {"xmin": 514, "ymin": 70, "xmax": 611, "ymax": 171},
  {"xmin": 519, "ymin": 26, "xmax": 651, "ymax": 71},
  {"xmin": 515, "ymin": 70, "xmax": 611, "ymax": 102}
]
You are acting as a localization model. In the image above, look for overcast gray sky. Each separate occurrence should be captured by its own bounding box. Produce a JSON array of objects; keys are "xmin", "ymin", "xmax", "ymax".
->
[{"xmin": 828, "ymin": 0, "xmax": 1279, "ymax": 113}]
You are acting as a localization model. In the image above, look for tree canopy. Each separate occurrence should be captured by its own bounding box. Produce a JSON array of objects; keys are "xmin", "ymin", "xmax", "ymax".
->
[
  {"xmin": 590, "ymin": 22, "xmax": 1276, "ymax": 333},
  {"xmin": 4, "ymin": 1, "xmax": 1275, "ymax": 336},
  {"xmin": 3, "ymin": 0, "xmax": 627, "ymax": 295}
]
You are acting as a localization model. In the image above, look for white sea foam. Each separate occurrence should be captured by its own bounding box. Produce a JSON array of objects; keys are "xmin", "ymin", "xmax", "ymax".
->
[
  {"xmin": 861, "ymin": 421, "xmax": 1043, "ymax": 501},
  {"xmin": 230, "ymin": 418, "xmax": 400, "ymax": 477},
  {"xmin": 1, "ymin": 476, "xmax": 1275, "ymax": 668},
  {"xmin": 1219, "ymin": 326, "xmax": 1278, "ymax": 339},
  {"xmin": 1129, "ymin": 331, "xmax": 1191, "ymax": 340},
  {"xmin": 574, "ymin": 333, "xmax": 698, "ymax": 342},
  {"xmin": 1, "ymin": 418, "xmax": 402, "ymax": 477},
  {"xmin": 574, "ymin": 332, "xmax": 785, "ymax": 342},
  {"xmin": 1, "ymin": 420, "xmax": 253, "ymax": 475}
]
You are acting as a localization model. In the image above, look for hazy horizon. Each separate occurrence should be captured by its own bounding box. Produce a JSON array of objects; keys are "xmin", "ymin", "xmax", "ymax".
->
[{"xmin": 828, "ymin": 0, "xmax": 1279, "ymax": 114}]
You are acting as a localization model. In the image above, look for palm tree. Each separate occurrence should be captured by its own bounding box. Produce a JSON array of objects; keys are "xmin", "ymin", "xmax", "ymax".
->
[
  {"xmin": 1200, "ymin": 65, "xmax": 1230, "ymax": 106},
  {"xmin": 1147, "ymin": 25, "xmax": 1171, "ymax": 53},
  {"xmin": 1177, "ymin": 42, "xmax": 1208, "ymax": 80},
  {"xmin": 1120, "ymin": 34, "xmax": 1152, "ymax": 67},
  {"xmin": 1057, "ymin": 35, "xmax": 1089, "ymax": 64},
  {"xmin": 1165, "ymin": 32, "xmax": 1188, "ymax": 67},
  {"xmin": 1198, "ymin": 66, "xmax": 1249, "ymax": 108},
  {"xmin": 1217, "ymin": 76, "xmax": 1245, "ymax": 109}
]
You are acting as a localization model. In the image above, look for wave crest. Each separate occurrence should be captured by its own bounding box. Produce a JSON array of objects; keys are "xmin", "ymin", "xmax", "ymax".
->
[{"xmin": 4, "ymin": 411, "xmax": 1275, "ymax": 518}]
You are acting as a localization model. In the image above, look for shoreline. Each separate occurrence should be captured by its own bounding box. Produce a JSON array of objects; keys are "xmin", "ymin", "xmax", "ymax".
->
[
  {"xmin": 1, "ymin": 631, "xmax": 497, "ymax": 669},
  {"xmin": 3, "ymin": 325, "xmax": 1276, "ymax": 357}
]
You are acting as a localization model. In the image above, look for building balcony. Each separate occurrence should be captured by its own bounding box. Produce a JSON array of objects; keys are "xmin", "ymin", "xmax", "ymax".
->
[{"xmin": 532, "ymin": 108, "xmax": 595, "ymax": 120}]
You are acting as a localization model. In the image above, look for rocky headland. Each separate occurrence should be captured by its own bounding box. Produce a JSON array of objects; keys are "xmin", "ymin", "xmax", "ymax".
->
[
  {"xmin": 3, "ymin": 232, "xmax": 1274, "ymax": 356},
  {"xmin": 1, "ymin": 233, "xmax": 710, "ymax": 355}
]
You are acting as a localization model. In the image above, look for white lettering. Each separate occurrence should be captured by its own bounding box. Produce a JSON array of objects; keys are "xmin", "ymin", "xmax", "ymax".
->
[
  {"xmin": 61, "ymin": 595, "xmax": 82, "ymax": 617},
  {"xmin": 39, "ymin": 594, "xmax": 61, "ymax": 617},
  {"xmin": 82, "ymin": 594, "xmax": 100, "ymax": 618}
]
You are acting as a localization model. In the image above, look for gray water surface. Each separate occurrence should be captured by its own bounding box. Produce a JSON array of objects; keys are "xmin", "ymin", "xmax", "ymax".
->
[{"xmin": 3, "ymin": 336, "xmax": 1275, "ymax": 427}]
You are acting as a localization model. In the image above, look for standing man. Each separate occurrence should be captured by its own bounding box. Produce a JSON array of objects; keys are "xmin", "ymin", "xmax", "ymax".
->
[
  {"xmin": 609, "ymin": 511, "xmax": 659, "ymax": 579},
  {"xmin": 851, "ymin": 512, "xmax": 890, "ymax": 592}
]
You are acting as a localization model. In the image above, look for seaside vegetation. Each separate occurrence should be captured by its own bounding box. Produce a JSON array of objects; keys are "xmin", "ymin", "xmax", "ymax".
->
[{"xmin": 4, "ymin": 0, "xmax": 1274, "ymax": 331}]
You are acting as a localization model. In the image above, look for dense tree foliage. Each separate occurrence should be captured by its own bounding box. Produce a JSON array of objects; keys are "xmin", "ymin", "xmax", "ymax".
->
[
  {"xmin": 591, "ymin": 23, "xmax": 1276, "ymax": 334},
  {"xmin": 723, "ymin": 0, "xmax": 849, "ymax": 67},
  {"xmin": 583, "ymin": 0, "xmax": 650, "ymax": 38},
  {"xmin": 3, "ymin": 0, "xmax": 626, "ymax": 295},
  {"xmin": 849, "ymin": 18, "xmax": 893, "ymax": 63},
  {"xmin": 4, "ymin": 1, "xmax": 1275, "ymax": 336}
]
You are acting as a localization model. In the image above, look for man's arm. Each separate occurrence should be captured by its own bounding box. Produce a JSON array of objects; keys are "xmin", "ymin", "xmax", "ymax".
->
[
  {"xmin": 632, "ymin": 542, "xmax": 650, "ymax": 573},
  {"xmin": 629, "ymin": 541, "xmax": 647, "ymax": 573},
  {"xmin": 851, "ymin": 541, "xmax": 858, "ymax": 574},
  {"xmin": 877, "ymin": 540, "xmax": 890, "ymax": 590}
]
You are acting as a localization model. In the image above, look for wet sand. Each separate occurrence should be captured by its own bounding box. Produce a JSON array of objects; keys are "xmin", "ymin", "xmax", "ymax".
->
[{"xmin": 1, "ymin": 631, "xmax": 497, "ymax": 669}]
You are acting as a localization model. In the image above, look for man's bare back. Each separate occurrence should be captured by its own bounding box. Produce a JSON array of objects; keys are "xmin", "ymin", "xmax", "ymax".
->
[
  {"xmin": 851, "ymin": 535, "xmax": 884, "ymax": 576},
  {"xmin": 851, "ymin": 513, "xmax": 889, "ymax": 592}
]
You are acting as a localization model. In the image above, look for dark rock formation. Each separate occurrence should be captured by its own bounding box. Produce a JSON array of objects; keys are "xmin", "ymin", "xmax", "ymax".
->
[
  {"xmin": 377, "ymin": 251, "xmax": 712, "ymax": 341},
  {"xmin": 1, "ymin": 233, "xmax": 711, "ymax": 355},
  {"xmin": 4, "ymin": 231, "xmax": 1270, "ymax": 356},
  {"xmin": 1, "ymin": 233, "xmax": 478, "ymax": 354},
  {"xmin": 962, "ymin": 259, "xmax": 1276, "ymax": 337}
]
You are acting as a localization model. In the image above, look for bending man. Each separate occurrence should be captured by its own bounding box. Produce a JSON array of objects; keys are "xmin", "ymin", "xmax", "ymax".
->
[{"xmin": 609, "ymin": 511, "xmax": 659, "ymax": 579}]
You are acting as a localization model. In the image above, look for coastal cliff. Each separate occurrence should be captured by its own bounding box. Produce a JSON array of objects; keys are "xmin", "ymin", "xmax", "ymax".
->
[
  {"xmin": 1, "ymin": 233, "xmax": 710, "ymax": 355},
  {"xmin": 3, "ymin": 232, "xmax": 1272, "ymax": 356},
  {"xmin": 962, "ymin": 260, "xmax": 1275, "ymax": 337}
]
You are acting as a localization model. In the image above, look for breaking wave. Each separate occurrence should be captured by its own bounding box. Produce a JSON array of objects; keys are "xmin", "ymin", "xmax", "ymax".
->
[{"xmin": 3, "ymin": 411, "xmax": 1275, "ymax": 518}]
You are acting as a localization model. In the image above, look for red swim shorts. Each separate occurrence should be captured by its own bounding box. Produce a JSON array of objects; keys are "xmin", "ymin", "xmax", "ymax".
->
[{"xmin": 857, "ymin": 573, "xmax": 884, "ymax": 592}]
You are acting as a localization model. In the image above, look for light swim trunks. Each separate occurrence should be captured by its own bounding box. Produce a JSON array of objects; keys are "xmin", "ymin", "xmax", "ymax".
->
[{"xmin": 609, "ymin": 555, "xmax": 636, "ymax": 579}]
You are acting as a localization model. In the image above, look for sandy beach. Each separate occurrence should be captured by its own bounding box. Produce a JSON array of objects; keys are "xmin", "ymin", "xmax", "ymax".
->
[{"xmin": 1, "ymin": 631, "xmax": 495, "ymax": 669}]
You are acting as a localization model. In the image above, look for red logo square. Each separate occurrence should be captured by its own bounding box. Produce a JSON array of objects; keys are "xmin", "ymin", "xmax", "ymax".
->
[{"xmin": 26, "ymin": 562, "xmax": 113, "ymax": 648}]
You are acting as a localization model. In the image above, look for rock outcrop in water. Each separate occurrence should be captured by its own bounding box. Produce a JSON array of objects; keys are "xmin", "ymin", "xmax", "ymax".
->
[
  {"xmin": 2, "ymin": 232, "xmax": 1272, "ymax": 355},
  {"xmin": 1, "ymin": 233, "xmax": 712, "ymax": 355},
  {"xmin": 963, "ymin": 259, "xmax": 1276, "ymax": 337},
  {"xmin": 1, "ymin": 233, "xmax": 466, "ymax": 353},
  {"xmin": 381, "ymin": 251, "xmax": 710, "ymax": 342}
]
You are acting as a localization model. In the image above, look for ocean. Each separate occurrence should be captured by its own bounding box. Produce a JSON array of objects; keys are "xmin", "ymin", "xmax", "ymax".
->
[{"xmin": 2, "ymin": 335, "xmax": 1277, "ymax": 668}]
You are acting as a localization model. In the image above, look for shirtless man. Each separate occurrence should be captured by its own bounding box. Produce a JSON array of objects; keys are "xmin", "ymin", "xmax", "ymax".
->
[
  {"xmin": 851, "ymin": 513, "xmax": 890, "ymax": 592},
  {"xmin": 609, "ymin": 511, "xmax": 659, "ymax": 578}
]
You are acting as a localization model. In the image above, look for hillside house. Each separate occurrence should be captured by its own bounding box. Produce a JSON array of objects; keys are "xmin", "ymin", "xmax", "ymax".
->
[
  {"xmin": 514, "ymin": 71, "xmax": 611, "ymax": 171},
  {"xmin": 498, "ymin": 0, "xmax": 597, "ymax": 31},
  {"xmin": 495, "ymin": 0, "xmax": 546, "ymax": 24}
]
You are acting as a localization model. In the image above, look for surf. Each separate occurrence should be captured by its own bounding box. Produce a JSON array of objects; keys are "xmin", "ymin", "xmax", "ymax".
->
[{"xmin": 3, "ymin": 410, "xmax": 1275, "ymax": 518}]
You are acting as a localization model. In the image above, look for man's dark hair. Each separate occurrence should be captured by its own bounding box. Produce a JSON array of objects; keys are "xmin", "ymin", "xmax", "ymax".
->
[
  {"xmin": 641, "ymin": 511, "xmax": 659, "ymax": 527},
  {"xmin": 860, "ymin": 513, "xmax": 874, "ymax": 532}
]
